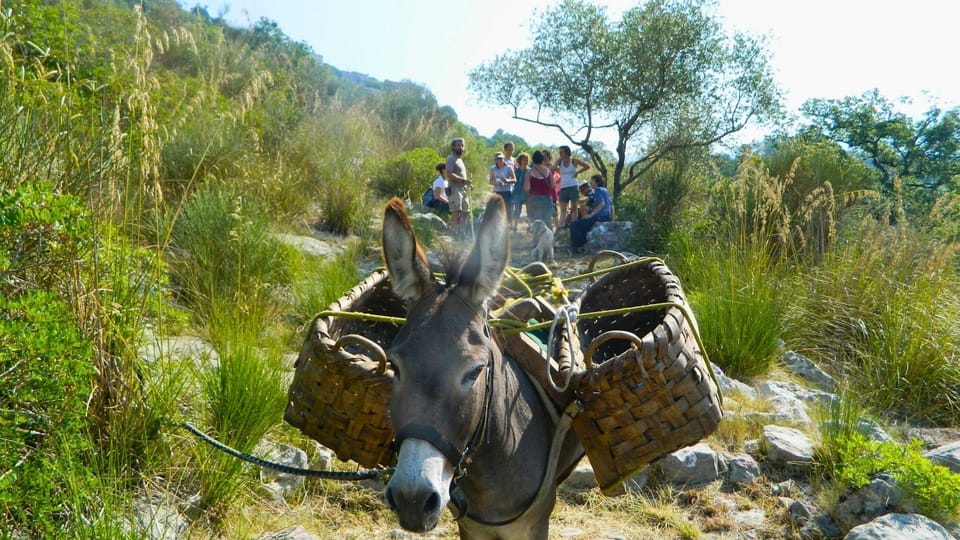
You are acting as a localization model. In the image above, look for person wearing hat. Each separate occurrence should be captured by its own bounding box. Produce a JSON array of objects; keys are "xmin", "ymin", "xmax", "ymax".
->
[
  {"xmin": 570, "ymin": 174, "xmax": 613, "ymax": 254},
  {"xmin": 511, "ymin": 152, "xmax": 530, "ymax": 230},
  {"xmin": 488, "ymin": 151, "xmax": 516, "ymax": 216},
  {"xmin": 576, "ymin": 180, "xmax": 594, "ymax": 219}
]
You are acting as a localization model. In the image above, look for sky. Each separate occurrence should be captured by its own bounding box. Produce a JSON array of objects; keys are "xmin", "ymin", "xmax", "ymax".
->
[{"xmin": 178, "ymin": 0, "xmax": 960, "ymax": 147}]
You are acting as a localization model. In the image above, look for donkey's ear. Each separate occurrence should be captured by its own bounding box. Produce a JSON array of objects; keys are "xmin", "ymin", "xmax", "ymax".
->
[
  {"xmin": 382, "ymin": 198, "xmax": 432, "ymax": 302},
  {"xmin": 459, "ymin": 195, "xmax": 509, "ymax": 305}
]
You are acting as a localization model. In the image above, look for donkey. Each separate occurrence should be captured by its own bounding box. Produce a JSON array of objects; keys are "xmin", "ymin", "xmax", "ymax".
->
[{"xmin": 381, "ymin": 196, "xmax": 584, "ymax": 539}]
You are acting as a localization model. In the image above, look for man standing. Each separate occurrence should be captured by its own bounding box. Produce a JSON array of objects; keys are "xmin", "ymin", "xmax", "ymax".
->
[{"xmin": 445, "ymin": 137, "xmax": 472, "ymax": 239}]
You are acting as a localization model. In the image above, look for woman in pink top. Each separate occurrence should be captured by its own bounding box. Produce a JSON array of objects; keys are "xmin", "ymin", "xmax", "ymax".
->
[{"xmin": 524, "ymin": 150, "xmax": 556, "ymax": 230}]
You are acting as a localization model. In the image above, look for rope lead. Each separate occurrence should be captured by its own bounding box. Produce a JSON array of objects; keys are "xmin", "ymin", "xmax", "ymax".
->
[{"xmin": 181, "ymin": 422, "xmax": 393, "ymax": 481}]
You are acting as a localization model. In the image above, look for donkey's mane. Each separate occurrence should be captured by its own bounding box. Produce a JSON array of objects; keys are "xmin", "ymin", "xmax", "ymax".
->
[{"xmin": 437, "ymin": 244, "xmax": 468, "ymax": 286}]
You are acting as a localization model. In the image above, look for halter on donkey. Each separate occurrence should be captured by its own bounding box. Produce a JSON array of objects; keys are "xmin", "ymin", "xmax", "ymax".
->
[{"xmin": 381, "ymin": 196, "xmax": 584, "ymax": 539}]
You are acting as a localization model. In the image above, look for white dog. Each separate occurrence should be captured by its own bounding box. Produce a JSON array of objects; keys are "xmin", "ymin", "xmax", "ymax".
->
[{"xmin": 529, "ymin": 219, "xmax": 555, "ymax": 264}]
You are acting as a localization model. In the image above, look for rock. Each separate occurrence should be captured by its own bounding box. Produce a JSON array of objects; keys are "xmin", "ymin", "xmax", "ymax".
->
[
  {"xmin": 903, "ymin": 427, "xmax": 960, "ymax": 450},
  {"xmin": 255, "ymin": 440, "xmax": 308, "ymax": 502},
  {"xmin": 758, "ymin": 380, "xmax": 835, "ymax": 407},
  {"xmin": 275, "ymin": 233, "xmax": 346, "ymax": 258},
  {"xmin": 801, "ymin": 512, "xmax": 843, "ymax": 539},
  {"xmin": 787, "ymin": 499, "xmax": 816, "ymax": 526},
  {"xmin": 658, "ymin": 443, "xmax": 721, "ymax": 485},
  {"xmin": 129, "ymin": 492, "xmax": 189, "ymax": 540},
  {"xmin": 409, "ymin": 212, "xmax": 449, "ymax": 230},
  {"xmin": 388, "ymin": 527, "xmax": 452, "ymax": 538},
  {"xmin": 771, "ymin": 479, "xmax": 796, "ymax": 496},
  {"xmin": 563, "ymin": 462, "xmax": 599, "ymax": 490},
  {"xmin": 923, "ymin": 441, "xmax": 960, "ymax": 474},
  {"xmin": 820, "ymin": 418, "xmax": 893, "ymax": 443},
  {"xmin": 312, "ymin": 443, "xmax": 336, "ymax": 471},
  {"xmin": 727, "ymin": 453, "xmax": 761, "ymax": 485},
  {"xmin": 762, "ymin": 425, "xmax": 814, "ymax": 467},
  {"xmin": 781, "ymin": 350, "xmax": 836, "ymax": 392},
  {"xmin": 139, "ymin": 334, "xmax": 219, "ymax": 369},
  {"xmin": 843, "ymin": 513, "xmax": 953, "ymax": 540},
  {"xmin": 754, "ymin": 380, "xmax": 834, "ymax": 425},
  {"xmin": 732, "ymin": 508, "xmax": 765, "ymax": 529},
  {"xmin": 258, "ymin": 525, "xmax": 318, "ymax": 540},
  {"xmin": 620, "ymin": 468, "xmax": 650, "ymax": 493},
  {"xmin": 586, "ymin": 221, "xmax": 633, "ymax": 252},
  {"xmin": 831, "ymin": 475, "xmax": 904, "ymax": 532},
  {"xmin": 710, "ymin": 363, "xmax": 757, "ymax": 399}
]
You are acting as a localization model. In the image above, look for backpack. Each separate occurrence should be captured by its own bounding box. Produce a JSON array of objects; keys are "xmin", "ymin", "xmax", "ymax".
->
[{"xmin": 422, "ymin": 186, "xmax": 435, "ymax": 207}]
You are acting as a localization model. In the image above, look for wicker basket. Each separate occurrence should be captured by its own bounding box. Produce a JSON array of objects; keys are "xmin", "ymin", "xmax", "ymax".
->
[
  {"xmin": 284, "ymin": 270, "xmax": 404, "ymax": 468},
  {"xmin": 568, "ymin": 256, "xmax": 723, "ymax": 494}
]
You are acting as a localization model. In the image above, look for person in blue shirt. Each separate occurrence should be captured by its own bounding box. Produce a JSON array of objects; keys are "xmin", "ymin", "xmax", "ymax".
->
[{"xmin": 570, "ymin": 174, "xmax": 613, "ymax": 253}]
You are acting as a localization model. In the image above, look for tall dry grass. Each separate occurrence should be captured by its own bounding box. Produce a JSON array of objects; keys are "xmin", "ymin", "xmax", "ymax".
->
[{"xmin": 784, "ymin": 214, "xmax": 960, "ymax": 425}]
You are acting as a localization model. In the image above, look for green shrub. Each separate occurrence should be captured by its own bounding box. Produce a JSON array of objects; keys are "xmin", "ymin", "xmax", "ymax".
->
[
  {"xmin": 165, "ymin": 180, "xmax": 290, "ymax": 334},
  {"xmin": 0, "ymin": 291, "xmax": 96, "ymax": 534},
  {"xmin": 617, "ymin": 156, "xmax": 699, "ymax": 253},
  {"xmin": 371, "ymin": 146, "xmax": 443, "ymax": 199},
  {"xmin": 196, "ymin": 342, "xmax": 287, "ymax": 510},
  {"xmin": 159, "ymin": 109, "xmax": 252, "ymax": 189},
  {"xmin": 818, "ymin": 394, "xmax": 960, "ymax": 524},
  {"xmin": 288, "ymin": 245, "xmax": 363, "ymax": 331},
  {"xmin": 680, "ymin": 242, "xmax": 785, "ymax": 379},
  {"xmin": 315, "ymin": 167, "xmax": 374, "ymax": 236},
  {"xmin": 0, "ymin": 182, "xmax": 91, "ymax": 298}
]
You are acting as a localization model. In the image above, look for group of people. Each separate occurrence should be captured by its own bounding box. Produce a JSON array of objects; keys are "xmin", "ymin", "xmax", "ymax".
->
[{"xmin": 426, "ymin": 137, "xmax": 612, "ymax": 253}]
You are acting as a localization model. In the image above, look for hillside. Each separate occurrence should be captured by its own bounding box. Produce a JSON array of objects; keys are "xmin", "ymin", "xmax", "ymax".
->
[{"xmin": 2, "ymin": 1, "xmax": 959, "ymax": 538}]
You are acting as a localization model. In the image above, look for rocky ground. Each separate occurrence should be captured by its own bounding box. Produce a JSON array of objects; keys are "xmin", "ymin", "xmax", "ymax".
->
[{"xmin": 134, "ymin": 217, "xmax": 960, "ymax": 539}]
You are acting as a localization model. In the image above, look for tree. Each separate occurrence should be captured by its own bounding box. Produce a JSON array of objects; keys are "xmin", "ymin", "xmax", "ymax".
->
[
  {"xmin": 468, "ymin": 0, "xmax": 780, "ymax": 199},
  {"xmin": 800, "ymin": 89, "xmax": 960, "ymax": 196}
]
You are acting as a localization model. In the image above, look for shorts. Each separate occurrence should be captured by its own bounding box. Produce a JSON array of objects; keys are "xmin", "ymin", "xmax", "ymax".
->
[
  {"xmin": 558, "ymin": 185, "xmax": 579, "ymax": 203},
  {"xmin": 494, "ymin": 190, "xmax": 513, "ymax": 208},
  {"xmin": 449, "ymin": 184, "xmax": 470, "ymax": 212}
]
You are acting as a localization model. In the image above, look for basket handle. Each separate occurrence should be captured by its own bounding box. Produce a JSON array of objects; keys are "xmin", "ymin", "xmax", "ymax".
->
[
  {"xmin": 586, "ymin": 250, "xmax": 630, "ymax": 284},
  {"xmin": 582, "ymin": 330, "xmax": 658, "ymax": 392},
  {"xmin": 334, "ymin": 334, "xmax": 389, "ymax": 375}
]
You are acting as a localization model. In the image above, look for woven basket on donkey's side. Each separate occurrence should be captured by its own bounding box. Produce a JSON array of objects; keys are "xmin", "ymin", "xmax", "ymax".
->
[
  {"xmin": 567, "ymin": 256, "xmax": 723, "ymax": 494},
  {"xmin": 284, "ymin": 270, "xmax": 404, "ymax": 469}
]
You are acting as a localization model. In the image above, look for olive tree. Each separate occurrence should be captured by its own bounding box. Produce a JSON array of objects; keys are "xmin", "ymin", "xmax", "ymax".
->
[
  {"xmin": 800, "ymin": 89, "xmax": 960, "ymax": 196},
  {"xmin": 468, "ymin": 0, "xmax": 781, "ymax": 199}
]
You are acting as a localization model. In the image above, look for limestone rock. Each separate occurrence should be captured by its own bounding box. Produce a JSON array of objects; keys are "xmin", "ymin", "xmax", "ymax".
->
[
  {"xmin": 843, "ymin": 513, "xmax": 953, "ymax": 540},
  {"xmin": 762, "ymin": 425, "xmax": 814, "ymax": 468},
  {"xmin": 658, "ymin": 443, "xmax": 721, "ymax": 485},
  {"xmin": 923, "ymin": 441, "xmax": 960, "ymax": 474},
  {"xmin": 586, "ymin": 221, "xmax": 633, "ymax": 252}
]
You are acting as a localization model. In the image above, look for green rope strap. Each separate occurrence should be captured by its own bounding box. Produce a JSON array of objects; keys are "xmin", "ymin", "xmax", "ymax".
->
[
  {"xmin": 309, "ymin": 256, "xmax": 721, "ymax": 404},
  {"xmin": 560, "ymin": 255, "xmax": 665, "ymax": 284}
]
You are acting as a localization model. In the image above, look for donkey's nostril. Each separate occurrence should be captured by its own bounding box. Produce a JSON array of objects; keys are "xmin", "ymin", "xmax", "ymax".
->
[
  {"xmin": 424, "ymin": 491, "xmax": 441, "ymax": 515},
  {"xmin": 384, "ymin": 487, "xmax": 397, "ymax": 510}
]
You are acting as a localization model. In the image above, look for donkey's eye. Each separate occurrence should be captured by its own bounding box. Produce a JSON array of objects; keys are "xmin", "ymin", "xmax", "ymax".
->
[{"xmin": 462, "ymin": 364, "xmax": 484, "ymax": 386}]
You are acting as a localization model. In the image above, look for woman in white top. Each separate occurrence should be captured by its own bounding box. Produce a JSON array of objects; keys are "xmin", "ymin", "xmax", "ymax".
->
[
  {"xmin": 430, "ymin": 162, "xmax": 450, "ymax": 216},
  {"xmin": 553, "ymin": 145, "xmax": 590, "ymax": 226}
]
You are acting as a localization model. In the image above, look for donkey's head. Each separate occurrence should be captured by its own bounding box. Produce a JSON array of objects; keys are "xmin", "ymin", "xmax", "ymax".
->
[{"xmin": 382, "ymin": 196, "xmax": 509, "ymax": 533}]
